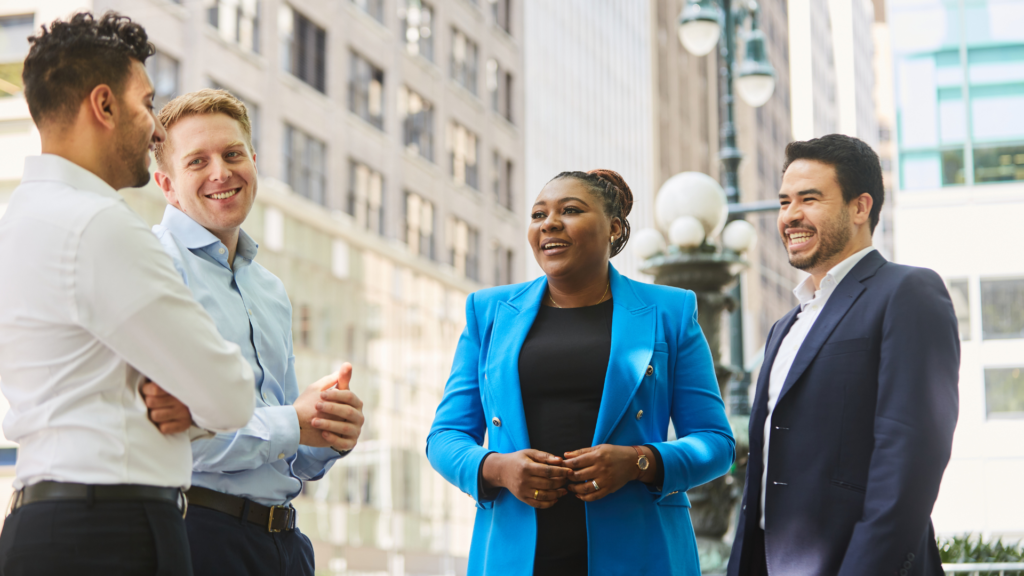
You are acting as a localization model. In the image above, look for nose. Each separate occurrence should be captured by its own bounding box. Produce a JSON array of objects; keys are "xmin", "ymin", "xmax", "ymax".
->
[
  {"xmin": 780, "ymin": 200, "xmax": 802, "ymax": 228},
  {"xmin": 209, "ymin": 157, "xmax": 231, "ymax": 182},
  {"xmin": 152, "ymin": 116, "xmax": 167, "ymax": 144},
  {"xmin": 540, "ymin": 211, "xmax": 562, "ymax": 233}
]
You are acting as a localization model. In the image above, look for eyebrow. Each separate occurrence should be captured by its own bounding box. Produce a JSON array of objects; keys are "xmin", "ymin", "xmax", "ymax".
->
[
  {"xmin": 779, "ymin": 188, "xmax": 824, "ymax": 199},
  {"xmin": 179, "ymin": 141, "xmax": 248, "ymax": 161},
  {"xmin": 532, "ymin": 196, "xmax": 591, "ymax": 208}
]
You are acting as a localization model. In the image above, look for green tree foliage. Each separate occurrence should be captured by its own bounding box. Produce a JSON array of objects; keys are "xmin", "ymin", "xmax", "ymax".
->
[{"xmin": 939, "ymin": 534, "xmax": 1024, "ymax": 576}]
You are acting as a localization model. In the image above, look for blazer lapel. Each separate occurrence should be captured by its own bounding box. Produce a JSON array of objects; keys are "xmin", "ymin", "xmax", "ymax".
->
[
  {"xmin": 749, "ymin": 308, "xmax": 799, "ymax": 446},
  {"xmin": 592, "ymin": 266, "xmax": 655, "ymax": 446},
  {"xmin": 774, "ymin": 252, "xmax": 888, "ymax": 405},
  {"xmin": 485, "ymin": 278, "xmax": 546, "ymax": 452}
]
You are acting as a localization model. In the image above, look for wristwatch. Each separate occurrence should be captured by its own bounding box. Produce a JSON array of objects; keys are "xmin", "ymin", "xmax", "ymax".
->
[{"xmin": 632, "ymin": 446, "xmax": 649, "ymax": 478}]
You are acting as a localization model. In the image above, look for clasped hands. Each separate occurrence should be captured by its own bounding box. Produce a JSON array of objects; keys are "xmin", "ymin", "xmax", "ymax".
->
[
  {"xmin": 139, "ymin": 362, "xmax": 364, "ymax": 453},
  {"xmin": 481, "ymin": 444, "xmax": 657, "ymax": 509}
]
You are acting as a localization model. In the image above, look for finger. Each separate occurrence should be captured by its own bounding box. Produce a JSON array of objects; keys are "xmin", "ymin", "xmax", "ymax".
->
[
  {"xmin": 568, "ymin": 465, "xmax": 601, "ymax": 482},
  {"xmin": 320, "ymin": 389, "xmax": 364, "ymax": 411},
  {"xmin": 311, "ymin": 418, "xmax": 360, "ymax": 438},
  {"xmin": 525, "ymin": 477, "xmax": 569, "ymax": 490},
  {"xmin": 320, "ymin": 430, "xmax": 357, "ymax": 452},
  {"xmin": 523, "ymin": 450, "xmax": 563, "ymax": 465},
  {"xmin": 563, "ymin": 452, "xmax": 599, "ymax": 471},
  {"xmin": 149, "ymin": 406, "xmax": 188, "ymax": 422},
  {"xmin": 575, "ymin": 490, "xmax": 607, "ymax": 503},
  {"xmin": 158, "ymin": 420, "xmax": 191, "ymax": 434},
  {"xmin": 314, "ymin": 401, "xmax": 365, "ymax": 424},
  {"xmin": 144, "ymin": 394, "xmax": 183, "ymax": 409},
  {"xmin": 140, "ymin": 382, "xmax": 169, "ymax": 397},
  {"xmin": 336, "ymin": 362, "xmax": 353, "ymax": 391},
  {"xmin": 563, "ymin": 446, "xmax": 597, "ymax": 459},
  {"xmin": 528, "ymin": 488, "xmax": 567, "ymax": 502},
  {"xmin": 524, "ymin": 461, "xmax": 571, "ymax": 479}
]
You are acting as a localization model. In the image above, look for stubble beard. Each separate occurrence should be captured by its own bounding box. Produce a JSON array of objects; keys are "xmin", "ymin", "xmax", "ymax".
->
[
  {"xmin": 116, "ymin": 116, "xmax": 153, "ymax": 189},
  {"xmin": 785, "ymin": 207, "xmax": 853, "ymax": 272}
]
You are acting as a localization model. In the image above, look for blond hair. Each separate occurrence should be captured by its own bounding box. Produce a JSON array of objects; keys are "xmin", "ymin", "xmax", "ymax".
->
[{"xmin": 154, "ymin": 89, "xmax": 254, "ymax": 170}]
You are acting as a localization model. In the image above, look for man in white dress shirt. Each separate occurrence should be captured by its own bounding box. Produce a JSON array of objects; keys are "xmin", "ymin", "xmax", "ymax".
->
[
  {"xmin": 727, "ymin": 134, "xmax": 959, "ymax": 576},
  {"xmin": 0, "ymin": 12, "xmax": 255, "ymax": 575}
]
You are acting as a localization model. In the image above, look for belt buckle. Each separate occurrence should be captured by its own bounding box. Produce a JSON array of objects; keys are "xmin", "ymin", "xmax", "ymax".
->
[{"xmin": 267, "ymin": 505, "xmax": 288, "ymax": 533}]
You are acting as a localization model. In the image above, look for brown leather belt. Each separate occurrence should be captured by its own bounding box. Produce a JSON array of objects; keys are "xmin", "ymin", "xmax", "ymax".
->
[
  {"xmin": 185, "ymin": 485, "xmax": 296, "ymax": 533},
  {"xmin": 9, "ymin": 482, "xmax": 185, "ymax": 515}
]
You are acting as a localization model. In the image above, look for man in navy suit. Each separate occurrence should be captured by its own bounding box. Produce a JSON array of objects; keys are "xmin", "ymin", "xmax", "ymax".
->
[{"xmin": 727, "ymin": 134, "xmax": 959, "ymax": 576}]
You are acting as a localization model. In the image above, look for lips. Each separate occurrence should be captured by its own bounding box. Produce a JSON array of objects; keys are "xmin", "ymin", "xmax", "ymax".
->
[{"xmin": 786, "ymin": 229, "xmax": 815, "ymax": 249}]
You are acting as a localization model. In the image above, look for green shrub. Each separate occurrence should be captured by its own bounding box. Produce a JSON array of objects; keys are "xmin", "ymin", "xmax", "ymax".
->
[{"xmin": 938, "ymin": 534, "xmax": 1024, "ymax": 576}]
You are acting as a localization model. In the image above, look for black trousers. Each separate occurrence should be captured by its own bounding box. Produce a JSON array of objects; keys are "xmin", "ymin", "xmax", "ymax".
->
[
  {"xmin": 186, "ymin": 504, "xmax": 314, "ymax": 576},
  {"xmin": 750, "ymin": 528, "xmax": 770, "ymax": 576},
  {"xmin": 0, "ymin": 499, "xmax": 192, "ymax": 576}
]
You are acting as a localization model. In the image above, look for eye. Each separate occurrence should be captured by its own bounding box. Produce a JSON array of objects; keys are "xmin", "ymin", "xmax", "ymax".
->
[
  {"xmin": 531, "ymin": 211, "xmax": 546, "ymax": 220},
  {"xmin": 226, "ymin": 151, "xmax": 241, "ymax": 159},
  {"xmin": 780, "ymin": 201, "xmax": 790, "ymax": 207},
  {"xmin": 562, "ymin": 206, "xmax": 582, "ymax": 214},
  {"xmin": 188, "ymin": 158, "xmax": 203, "ymax": 166}
]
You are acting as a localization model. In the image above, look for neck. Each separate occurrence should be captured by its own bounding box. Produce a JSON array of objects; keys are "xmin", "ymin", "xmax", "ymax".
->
[
  {"xmin": 212, "ymin": 228, "xmax": 241, "ymax": 268},
  {"xmin": 809, "ymin": 236, "xmax": 873, "ymax": 290},
  {"xmin": 546, "ymin": 267, "xmax": 610, "ymax": 308},
  {"xmin": 41, "ymin": 128, "xmax": 125, "ymax": 190}
]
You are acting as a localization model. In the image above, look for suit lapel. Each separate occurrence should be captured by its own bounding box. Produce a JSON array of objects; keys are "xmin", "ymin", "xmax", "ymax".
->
[
  {"xmin": 486, "ymin": 278, "xmax": 546, "ymax": 452},
  {"xmin": 749, "ymin": 308, "xmax": 799, "ymax": 446},
  {"xmin": 592, "ymin": 266, "xmax": 655, "ymax": 446}
]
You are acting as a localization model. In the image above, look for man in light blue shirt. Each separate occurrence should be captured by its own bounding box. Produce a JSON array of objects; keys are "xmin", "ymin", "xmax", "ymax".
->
[{"xmin": 147, "ymin": 89, "xmax": 364, "ymax": 576}]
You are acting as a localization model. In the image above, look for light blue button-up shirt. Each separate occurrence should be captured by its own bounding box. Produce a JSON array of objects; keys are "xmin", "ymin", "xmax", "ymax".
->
[{"xmin": 154, "ymin": 205, "xmax": 339, "ymax": 506}]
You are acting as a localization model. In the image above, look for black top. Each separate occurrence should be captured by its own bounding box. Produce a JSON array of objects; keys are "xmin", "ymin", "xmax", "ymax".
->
[{"xmin": 518, "ymin": 299, "xmax": 613, "ymax": 576}]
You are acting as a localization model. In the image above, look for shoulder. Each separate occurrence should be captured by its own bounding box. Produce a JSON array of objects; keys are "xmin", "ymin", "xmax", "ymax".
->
[
  {"xmin": 873, "ymin": 261, "xmax": 946, "ymax": 294},
  {"xmin": 627, "ymin": 278, "xmax": 697, "ymax": 312},
  {"xmin": 247, "ymin": 260, "xmax": 292, "ymax": 306}
]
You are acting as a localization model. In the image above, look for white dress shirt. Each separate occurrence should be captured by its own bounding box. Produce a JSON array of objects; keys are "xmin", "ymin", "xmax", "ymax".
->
[
  {"xmin": 0, "ymin": 155, "xmax": 255, "ymax": 490},
  {"xmin": 760, "ymin": 245, "xmax": 875, "ymax": 529}
]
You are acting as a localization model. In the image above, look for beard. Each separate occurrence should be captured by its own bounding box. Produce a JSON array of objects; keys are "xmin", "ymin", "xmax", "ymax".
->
[
  {"xmin": 115, "ymin": 113, "xmax": 153, "ymax": 189},
  {"xmin": 784, "ymin": 207, "xmax": 853, "ymax": 271}
]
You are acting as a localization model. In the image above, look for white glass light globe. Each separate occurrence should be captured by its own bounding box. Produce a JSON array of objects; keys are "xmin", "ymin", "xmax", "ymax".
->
[
  {"xmin": 736, "ymin": 73, "xmax": 776, "ymax": 108},
  {"xmin": 655, "ymin": 172, "xmax": 728, "ymax": 239},
  {"xmin": 669, "ymin": 216, "xmax": 706, "ymax": 248},
  {"xmin": 722, "ymin": 220, "xmax": 757, "ymax": 253},
  {"xmin": 678, "ymin": 20, "xmax": 721, "ymax": 57},
  {"xmin": 633, "ymin": 228, "xmax": 667, "ymax": 260}
]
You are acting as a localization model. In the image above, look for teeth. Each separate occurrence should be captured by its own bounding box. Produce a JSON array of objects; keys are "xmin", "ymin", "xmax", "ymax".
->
[
  {"xmin": 209, "ymin": 189, "xmax": 238, "ymax": 200},
  {"xmin": 789, "ymin": 233, "xmax": 812, "ymax": 243},
  {"xmin": 544, "ymin": 243, "xmax": 568, "ymax": 249}
]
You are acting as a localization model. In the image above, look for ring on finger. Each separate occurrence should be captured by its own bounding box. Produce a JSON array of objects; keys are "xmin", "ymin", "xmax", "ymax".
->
[
  {"xmin": 534, "ymin": 489, "xmax": 539, "ymax": 499},
  {"xmin": 591, "ymin": 480, "xmax": 600, "ymax": 491}
]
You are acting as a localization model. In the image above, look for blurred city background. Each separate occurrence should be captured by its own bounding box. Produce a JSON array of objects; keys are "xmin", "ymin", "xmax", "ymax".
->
[{"xmin": 0, "ymin": 0, "xmax": 1022, "ymax": 574}]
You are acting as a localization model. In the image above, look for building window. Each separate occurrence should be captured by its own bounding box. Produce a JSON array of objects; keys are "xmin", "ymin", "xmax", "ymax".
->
[
  {"xmin": 985, "ymin": 367, "xmax": 1024, "ymax": 419},
  {"xmin": 351, "ymin": 0, "xmax": 384, "ymax": 23},
  {"xmin": 404, "ymin": 192, "xmax": 435, "ymax": 260},
  {"xmin": 492, "ymin": 151, "xmax": 513, "ymax": 210},
  {"xmin": 400, "ymin": 0, "xmax": 433, "ymax": 62},
  {"xmin": 973, "ymin": 144, "xmax": 1024, "ymax": 184},
  {"xmin": 399, "ymin": 86, "xmax": 433, "ymax": 161},
  {"xmin": 283, "ymin": 125, "xmax": 326, "ymax": 205},
  {"xmin": 490, "ymin": 0, "xmax": 511, "ymax": 34},
  {"xmin": 297, "ymin": 303, "xmax": 312, "ymax": 348},
  {"xmin": 446, "ymin": 217, "xmax": 479, "ymax": 281},
  {"xmin": 981, "ymin": 278, "xmax": 1024, "ymax": 340},
  {"xmin": 946, "ymin": 279, "xmax": 971, "ymax": 341},
  {"xmin": 450, "ymin": 28, "xmax": 478, "ymax": 95},
  {"xmin": 348, "ymin": 160, "xmax": 386, "ymax": 235},
  {"xmin": 206, "ymin": 0, "xmax": 260, "ymax": 53},
  {"xmin": 146, "ymin": 51, "xmax": 180, "ymax": 113},
  {"xmin": 487, "ymin": 59, "xmax": 513, "ymax": 123},
  {"xmin": 0, "ymin": 14, "xmax": 33, "ymax": 96},
  {"xmin": 447, "ymin": 122, "xmax": 479, "ymax": 189},
  {"xmin": 494, "ymin": 244, "xmax": 513, "ymax": 285},
  {"xmin": 279, "ymin": 5, "xmax": 326, "ymax": 93},
  {"xmin": 349, "ymin": 52, "xmax": 384, "ymax": 130}
]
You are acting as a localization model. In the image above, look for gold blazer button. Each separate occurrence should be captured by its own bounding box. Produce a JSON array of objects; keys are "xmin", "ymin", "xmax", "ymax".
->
[
  {"xmin": 636, "ymin": 410, "xmax": 644, "ymax": 420},
  {"xmin": 646, "ymin": 365, "xmax": 654, "ymax": 376}
]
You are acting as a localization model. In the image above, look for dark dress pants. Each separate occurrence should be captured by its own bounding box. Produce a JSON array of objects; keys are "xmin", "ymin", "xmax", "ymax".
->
[
  {"xmin": 748, "ymin": 528, "xmax": 770, "ymax": 576},
  {"xmin": 0, "ymin": 499, "xmax": 192, "ymax": 576},
  {"xmin": 186, "ymin": 504, "xmax": 314, "ymax": 576}
]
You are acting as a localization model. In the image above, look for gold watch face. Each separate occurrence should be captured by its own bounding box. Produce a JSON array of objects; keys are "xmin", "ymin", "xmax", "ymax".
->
[{"xmin": 638, "ymin": 455, "xmax": 649, "ymax": 471}]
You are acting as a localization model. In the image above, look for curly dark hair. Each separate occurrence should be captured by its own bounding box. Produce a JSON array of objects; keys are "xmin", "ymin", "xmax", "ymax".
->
[
  {"xmin": 783, "ymin": 134, "xmax": 885, "ymax": 233},
  {"xmin": 551, "ymin": 169, "xmax": 634, "ymax": 257},
  {"xmin": 22, "ymin": 11, "xmax": 155, "ymax": 127}
]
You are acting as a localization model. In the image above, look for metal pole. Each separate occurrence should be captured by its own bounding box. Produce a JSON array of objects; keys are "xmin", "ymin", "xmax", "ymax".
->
[{"xmin": 718, "ymin": 0, "xmax": 752, "ymax": 416}]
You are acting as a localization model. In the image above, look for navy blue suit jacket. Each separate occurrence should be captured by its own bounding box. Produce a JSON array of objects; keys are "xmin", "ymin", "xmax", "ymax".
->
[{"xmin": 727, "ymin": 250, "xmax": 960, "ymax": 576}]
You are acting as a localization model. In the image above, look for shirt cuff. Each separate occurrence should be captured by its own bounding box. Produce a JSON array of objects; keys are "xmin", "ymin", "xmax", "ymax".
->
[
  {"xmin": 476, "ymin": 452, "xmax": 501, "ymax": 502},
  {"xmin": 644, "ymin": 444, "xmax": 666, "ymax": 491},
  {"xmin": 264, "ymin": 405, "xmax": 301, "ymax": 462}
]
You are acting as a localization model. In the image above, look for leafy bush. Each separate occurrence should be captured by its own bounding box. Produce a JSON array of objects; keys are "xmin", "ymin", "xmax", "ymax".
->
[{"xmin": 938, "ymin": 534, "xmax": 1024, "ymax": 576}]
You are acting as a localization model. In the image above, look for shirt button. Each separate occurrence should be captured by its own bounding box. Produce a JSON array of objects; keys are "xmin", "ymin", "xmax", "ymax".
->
[
  {"xmin": 218, "ymin": 247, "xmax": 225, "ymax": 255},
  {"xmin": 636, "ymin": 410, "xmax": 644, "ymax": 420},
  {"xmin": 906, "ymin": 553, "xmax": 915, "ymax": 561},
  {"xmin": 903, "ymin": 561, "xmax": 912, "ymax": 568},
  {"xmin": 248, "ymin": 309, "xmax": 253, "ymax": 316},
  {"xmin": 491, "ymin": 417, "xmax": 501, "ymax": 427},
  {"xmin": 278, "ymin": 453, "xmax": 285, "ymax": 460},
  {"xmin": 645, "ymin": 365, "xmax": 653, "ymax": 376}
]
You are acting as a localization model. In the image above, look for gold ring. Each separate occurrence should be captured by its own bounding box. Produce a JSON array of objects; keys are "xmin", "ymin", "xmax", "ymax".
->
[
  {"xmin": 534, "ymin": 489, "xmax": 539, "ymax": 499},
  {"xmin": 592, "ymin": 480, "xmax": 600, "ymax": 491}
]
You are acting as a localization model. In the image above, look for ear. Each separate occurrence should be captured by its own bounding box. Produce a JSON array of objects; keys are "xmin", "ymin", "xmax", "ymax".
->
[
  {"xmin": 86, "ymin": 84, "xmax": 118, "ymax": 131},
  {"xmin": 609, "ymin": 216, "xmax": 623, "ymax": 241},
  {"xmin": 154, "ymin": 169, "xmax": 181, "ymax": 209},
  {"xmin": 851, "ymin": 192, "xmax": 873, "ymax": 226}
]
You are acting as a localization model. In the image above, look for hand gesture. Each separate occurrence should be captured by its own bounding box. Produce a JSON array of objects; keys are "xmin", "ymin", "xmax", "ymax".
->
[
  {"xmin": 310, "ymin": 363, "xmax": 364, "ymax": 452},
  {"xmin": 481, "ymin": 450, "xmax": 571, "ymax": 509},
  {"xmin": 140, "ymin": 379, "xmax": 192, "ymax": 434},
  {"xmin": 564, "ymin": 444, "xmax": 651, "ymax": 502}
]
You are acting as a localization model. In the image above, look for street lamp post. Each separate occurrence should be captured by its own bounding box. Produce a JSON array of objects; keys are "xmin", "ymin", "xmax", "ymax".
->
[{"xmin": 637, "ymin": 0, "xmax": 777, "ymax": 572}]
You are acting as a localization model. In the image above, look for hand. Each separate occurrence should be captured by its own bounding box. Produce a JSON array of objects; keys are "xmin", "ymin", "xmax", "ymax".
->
[
  {"xmin": 481, "ymin": 449, "xmax": 571, "ymax": 509},
  {"xmin": 564, "ymin": 444, "xmax": 655, "ymax": 502},
  {"xmin": 310, "ymin": 363, "xmax": 364, "ymax": 452},
  {"xmin": 140, "ymin": 379, "xmax": 192, "ymax": 434}
]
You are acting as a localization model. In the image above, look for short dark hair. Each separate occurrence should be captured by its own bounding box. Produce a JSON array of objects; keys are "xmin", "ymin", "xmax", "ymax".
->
[
  {"xmin": 22, "ymin": 11, "xmax": 155, "ymax": 127},
  {"xmin": 783, "ymin": 134, "xmax": 885, "ymax": 233},
  {"xmin": 552, "ymin": 169, "xmax": 634, "ymax": 257}
]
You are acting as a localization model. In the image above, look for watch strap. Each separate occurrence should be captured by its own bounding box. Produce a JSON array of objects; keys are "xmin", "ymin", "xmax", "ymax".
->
[{"xmin": 631, "ymin": 445, "xmax": 648, "ymax": 478}]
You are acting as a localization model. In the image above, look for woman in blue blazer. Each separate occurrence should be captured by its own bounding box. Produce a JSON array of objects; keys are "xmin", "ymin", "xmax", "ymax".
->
[{"xmin": 427, "ymin": 169, "xmax": 735, "ymax": 576}]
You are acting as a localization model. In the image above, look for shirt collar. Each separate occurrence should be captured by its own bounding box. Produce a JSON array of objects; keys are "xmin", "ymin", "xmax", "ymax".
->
[
  {"xmin": 793, "ymin": 246, "xmax": 876, "ymax": 308},
  {"xmin": 21, "ymin": 154, "xmax": 122, "ymax": 201},
  {"xmin": 159, "ymin": 205, "xmax": 259, "ymax": 265}
]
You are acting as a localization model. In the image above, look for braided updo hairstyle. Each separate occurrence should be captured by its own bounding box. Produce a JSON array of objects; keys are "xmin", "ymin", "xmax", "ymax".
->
[{"xmin": 551, "ymin": 169, "xmax": 634, "ymax": 257}]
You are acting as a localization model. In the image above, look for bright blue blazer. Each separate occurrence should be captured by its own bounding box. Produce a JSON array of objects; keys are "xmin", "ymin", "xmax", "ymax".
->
[{"xmin": 427, "ymin": 265, "xmax": 735, "ymax": 576}]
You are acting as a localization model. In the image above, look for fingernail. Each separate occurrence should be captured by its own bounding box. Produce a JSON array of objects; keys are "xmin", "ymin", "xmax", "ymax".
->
[
  {"xmin": 312, "ymin": 418, "xmax": 320, "ymax": 426},
  {"xmin": 316, "ymin": 402, "xmax": 324, "ymax": 410}
]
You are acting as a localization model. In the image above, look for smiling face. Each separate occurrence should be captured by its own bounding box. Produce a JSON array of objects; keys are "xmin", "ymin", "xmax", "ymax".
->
[
  {"xmin": 155, "ymin": 113, "xmax": 257, "ymax": 240},
  {"xmin": 529, "ymin": 178, "xmax": 622, "ymax": 281},
  {"xmin": 115, "ymin": 60, "xmax": 167, "ymax": 188},
  {"xmin": 778, "ymin": 158, "xmax": 867, "ymax": 276}
]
